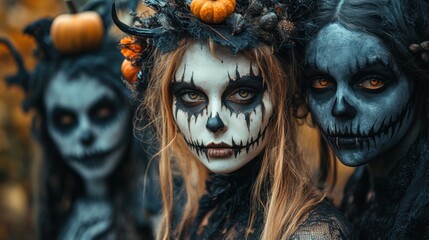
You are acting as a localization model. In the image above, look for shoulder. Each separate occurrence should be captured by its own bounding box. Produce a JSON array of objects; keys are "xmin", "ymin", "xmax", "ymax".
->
[{"xmin": 291, "ymin": 200, "xmax": 356, "ymax": 240}]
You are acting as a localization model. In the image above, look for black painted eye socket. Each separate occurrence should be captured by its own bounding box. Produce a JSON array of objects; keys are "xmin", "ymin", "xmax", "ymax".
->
[
  {"xmin": 89, "ymin": 99, "xmax": 118, "ymax": 124},
  {"xmin": 228, "ymin": 88, "xmax": 256, "ymax": 104},
  {"xmin": 52, "ymin": 109, "xmax": 77, "ymax": 133},
  {"xmin": 180, "ymin": 90, "xmax": 207, "ymax": 107},
  {"xmin": 95, "ymin": 106, "xmax": 113, "ymax": 120}
]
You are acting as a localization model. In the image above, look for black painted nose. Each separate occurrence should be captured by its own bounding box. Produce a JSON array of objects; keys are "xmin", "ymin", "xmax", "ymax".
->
[
  {"xmin": 206, "ymin": 113, "xmax": 225, "ymax": 133},
  {"xmin": 331, "ymin": 97, "xmax": 356, "ymax": 119},
  {"xmin": 80, "ymin": 131, "xmax": 95, "ymax": 146}
]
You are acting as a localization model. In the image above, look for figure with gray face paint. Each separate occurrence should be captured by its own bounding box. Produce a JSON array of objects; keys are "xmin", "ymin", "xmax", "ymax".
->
[
  {"xmin": 301, "ymin": 0, "xmax": 429, "ymax": 238},
  {"xmin": 113, "ymin": 0, "xmax": 355, "ymax": 239},
  {"xmin": 2, "ymin": 6, "xmax": 161, "ymax": 240}
]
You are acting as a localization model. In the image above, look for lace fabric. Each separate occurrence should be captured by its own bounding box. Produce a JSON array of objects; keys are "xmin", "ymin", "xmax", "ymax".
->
[
  {"xmin": 341, "ymin": 129, "xmax": 429, "ymax": 239},
  {"xmin": 186, "ymin": 158, "xmax": 355, "ymax": 239},
  {"xmin": 292, "ymin": 201, "xmax": 356, "ymax": 239}
]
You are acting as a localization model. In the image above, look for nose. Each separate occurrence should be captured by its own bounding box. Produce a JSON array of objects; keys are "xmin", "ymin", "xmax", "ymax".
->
[
  {"xmin": 331, "ymin": 97, "xmax": 356, "ymax": 119},
  {"xmin": 78, "ymin": 117, "xmax": 95, "ymax": 146},
  {"xmin": 206, "ymin": 112, "xmax": 226, "ymax": 133},
  {"xmin": 80, "ymin": 131, "xmax": 95, "ymax": 146}
]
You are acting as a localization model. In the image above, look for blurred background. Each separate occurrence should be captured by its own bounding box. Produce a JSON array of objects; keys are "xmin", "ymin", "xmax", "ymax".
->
[
  {"xmin": 0, "ymin": 1, "xmax": 134, "ymax": 239},
  {"xmin": 0, "ymin": 1, "xmax": 355, "ymax": 239},
  {"xmin": 0, "ymin": 1, "xmax": 64, "ymax": 239}
]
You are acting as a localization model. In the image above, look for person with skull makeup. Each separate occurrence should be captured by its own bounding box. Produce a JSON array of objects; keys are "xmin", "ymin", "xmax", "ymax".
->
[
  {"xmin": 2, "ymin": 8, "xmax": 161, "ymax": 240},
  {"xmin": 113, "ymin": 0, "xmax": 355, "ymax": 239},
  {"xmin": 301, "ymin": 0, "xmax": 429, "ymax": 238}
]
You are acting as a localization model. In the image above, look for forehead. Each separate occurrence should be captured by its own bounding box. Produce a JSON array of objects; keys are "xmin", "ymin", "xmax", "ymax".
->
[
  {"xmin": 175, "ymin": 42, "xmax": 256, "ymax": 85},
  {"xmin": 306, "ymin": 23, "xmax": 392, "ymax": 72},
  {"xmin": 44, "ymin": 73, "xmax": 116, "ymax": 110}
]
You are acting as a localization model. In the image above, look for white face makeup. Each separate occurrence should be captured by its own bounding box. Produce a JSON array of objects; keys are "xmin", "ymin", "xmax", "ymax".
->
[
  {"xmin": 172, "ymin": 43, "xmax": 274, "ymax": 174},
  {"xmin": 44, "ymin": 73, "xmax": 130, "ymax": 181}
]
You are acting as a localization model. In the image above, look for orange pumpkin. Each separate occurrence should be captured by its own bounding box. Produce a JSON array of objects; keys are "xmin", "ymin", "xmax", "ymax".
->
[
  {"xmin": 121, "ymin": 59, "xmax": 140, "ymax": 84},
  {"xmin": 190, "ymin": 0, "xmax": 236, "ymax": 24},
  {"xmin": 50, "ymin": 11, "xmax": 104, "ymax": 54}
]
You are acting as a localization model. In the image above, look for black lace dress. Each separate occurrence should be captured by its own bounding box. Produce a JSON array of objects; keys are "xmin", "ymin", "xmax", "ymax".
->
[
  {"xmin": 183, "ymin": 158, "xmax": 355, "ymax": 239},
  {"xmin": 340, "ymin": 129, "xmax": 429, "ymax": 239}
]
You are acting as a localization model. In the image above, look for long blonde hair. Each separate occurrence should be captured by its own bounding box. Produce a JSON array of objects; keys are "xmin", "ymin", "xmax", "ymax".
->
[{"xmin": 143, "ymin": 39, "xmax": 324, "ymax": 240}]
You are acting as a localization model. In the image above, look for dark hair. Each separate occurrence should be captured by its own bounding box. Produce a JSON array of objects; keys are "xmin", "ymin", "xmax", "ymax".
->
[
  {"xmin": 299, "ymin": 0, "xmax": 429, "ymax": 188},
  {"xmin": 29, "ymin": 37, "xmax": 158, "ymax": 239},
  {"xmin": 312, "ymin": 0, "xmax": 429, "ymax": 89}
]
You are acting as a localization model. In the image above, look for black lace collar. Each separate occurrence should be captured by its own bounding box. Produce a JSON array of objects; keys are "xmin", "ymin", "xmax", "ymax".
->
[
  {"xmin": 371, "ymin": 129, "xmax": 429, "ymax": 202},
  {"xmin": 189, "ymin": 155, "xmax": 263, "ymax": 240}
]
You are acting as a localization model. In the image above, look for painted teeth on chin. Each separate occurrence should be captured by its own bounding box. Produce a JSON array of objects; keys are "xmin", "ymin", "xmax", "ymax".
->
[
  {"xmin": 366, "ymin": 138, "xmax": 370, "ymax": 151},
  {"xmin": 371, "ymin": 135, "xmax": 377, "ymax": 149},
  {"xmin": 231, "ymin": 137, "xmax": 241, "ymax": 158},
  {"xmin": 187, "ymin": 125, "xmax": 268, "ymax": 159},
  {"xmin": 328, "ymin": 98, "xmax": 412, "ymax": 150},
  {"xmin": 204, "ymin": 149, "xmax": 209, "ymax": 162}
]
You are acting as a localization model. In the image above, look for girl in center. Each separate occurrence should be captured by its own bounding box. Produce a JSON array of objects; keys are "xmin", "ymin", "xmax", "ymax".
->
[{"xmin": 114, "ymin": 1, "xmax": 354, "ymax": 239}]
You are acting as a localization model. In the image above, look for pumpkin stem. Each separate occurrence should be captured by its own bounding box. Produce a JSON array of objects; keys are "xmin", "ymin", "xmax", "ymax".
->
[{"xmin": 65, "ymin": 0, "xmax": 78, "ymax": 14}]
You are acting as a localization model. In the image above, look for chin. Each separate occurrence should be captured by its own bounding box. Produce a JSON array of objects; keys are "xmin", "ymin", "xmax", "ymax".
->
[
  {"xmin": 201, "ymin": 158, "xmax": 247, "ymax": 174},
  {"xmin": 333, "ymin": 148, "xmax": 378, "ymax": 167},
  {"xmin": 66, "ymin": 148, "xmax": 125, "ymax": 180}
]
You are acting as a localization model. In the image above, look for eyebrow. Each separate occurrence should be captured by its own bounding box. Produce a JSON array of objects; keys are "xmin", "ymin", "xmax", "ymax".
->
[
  {"xmin": 304, "ymin": 59, "xmax": 333, "ymax": 77},
  {"xmin": 351, "ymin": 56, "xmax": 395, "ymax": 75},
  {"xmin": 305, "ymin": 55, "xmax": 395, "ymax": 77},
  {"xmin": 171, "ymin": 73, "xmax": 202, "ymax": 93},
  {"xmin": 305, "ymin": 54, "xmax": 334, "ymax": 76},
  {"xmin": 88, "ymin": 96, "xmax": 117, "ymax": 112},
  {"xmin": 52, "ymin": 106, "xmax": 75, "ymax": 116},
  {"xmin": 227, "ymin": 66, "xmax": 264, "ymax": 89},
  {"xmin": 172, "ymin": 63, "xmax": 263, "ymax": 92}
]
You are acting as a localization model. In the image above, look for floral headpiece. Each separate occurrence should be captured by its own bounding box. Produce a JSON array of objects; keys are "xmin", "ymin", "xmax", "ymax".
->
[{"xmin": 114, "ymin": 0, "xmax": 314, "ymax": 91}]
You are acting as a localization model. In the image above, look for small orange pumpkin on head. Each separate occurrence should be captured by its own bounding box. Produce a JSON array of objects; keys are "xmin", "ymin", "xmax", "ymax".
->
[
  {"xmin": 121, "ymin": 59, "xmax": 140, "ymax": 85},
  {"xmin": 50, "ymin": 0, "xmax": 104, "ymax": 54},
  {"xmin": 119, "ymin": 36, "xmax": 143, "ymax": 87},
  {"xmin": 190, "ymin": 0, "xmax": 236, "ymax": 24}
]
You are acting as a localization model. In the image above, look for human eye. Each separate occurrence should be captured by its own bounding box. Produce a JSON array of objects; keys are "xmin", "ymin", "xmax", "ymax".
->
[
  {"xmin": 180, "ymin": 90, "xmax": 206, "ymax": 107},
  {"xmin": 311, "ymin": 78, "xmax": 335, "ymax": 89},
  {"xmin": 52, "ymin": 108, "xmax": 77, "ymax": 132},
  {"xmin": 96, "ymin": 106, "xmax": 112, "ymax": 119},
  {"xmin": 228, "ymin": 88, "xmax": 256, "ymax": 104},
  {"xmin": 58, "ymin": 113, "xmax": 75, "ymax": 127},
  {"xmin": 93, "ymin": 103, "xmax": 116, "ymax": 122},
  {"xmin": 90, "ymin": 98, "xmax": 118, "ymax": 124},
  {"xmin": 357, "ymin": 77, "xmax": 385, "ymax": 91}
]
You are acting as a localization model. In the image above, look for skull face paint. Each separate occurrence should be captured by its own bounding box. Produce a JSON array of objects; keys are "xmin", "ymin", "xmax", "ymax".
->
[
  {"xmin": 44, "ymin": 73, "xmax": 130, "ymax": 180},
  {"xmin": 172, "ymin": 43, "xmax": 274, "ymax": 174},
  {"xmin": 305, "ymin": 23, "xmax": 418, "ymax": 166}
]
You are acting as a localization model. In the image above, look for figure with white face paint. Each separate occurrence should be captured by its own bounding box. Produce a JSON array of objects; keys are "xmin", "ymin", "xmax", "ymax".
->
[
  {"xmin": 302, "ymin": 0, "xmax": 429, "ymax": 238},
  {"xmin": 2, "ymin": 5, "xmax": 161, "ymax": 240},
  {"xmin": 113, "ymin": 1, "xmax": 355, "ymax": 239}
]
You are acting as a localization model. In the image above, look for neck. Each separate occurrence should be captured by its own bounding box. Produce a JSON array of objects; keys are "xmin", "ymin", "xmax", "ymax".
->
[
  {"xmin": 84, "ymin": 177, "xmax": 108, "ymax": 198},
  {"xmin": 367, "ymin": 112, "xmax": 425, "ymax": 178}
]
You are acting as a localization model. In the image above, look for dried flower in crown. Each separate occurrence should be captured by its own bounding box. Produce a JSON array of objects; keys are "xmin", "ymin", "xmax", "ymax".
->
[{"xmin": 119, "ymin": 37, "xmax": 143, "ymax": 62}]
